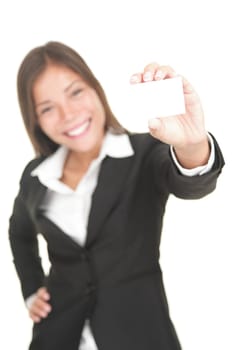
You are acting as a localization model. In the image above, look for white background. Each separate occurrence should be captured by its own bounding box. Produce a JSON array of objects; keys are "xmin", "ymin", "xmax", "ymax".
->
[{"xmin": 0, "ymin": 1, "xmax": 232, "ymax": 349}]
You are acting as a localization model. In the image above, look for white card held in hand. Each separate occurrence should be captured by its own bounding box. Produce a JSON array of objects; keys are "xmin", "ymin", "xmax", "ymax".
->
[{"xmin": 128, "ymin": 76, "xmax": 186, "ymax": 119}]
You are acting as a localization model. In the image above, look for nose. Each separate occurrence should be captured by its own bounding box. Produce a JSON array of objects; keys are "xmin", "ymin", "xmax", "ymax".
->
[{"xmin": 58, "ymin": 101, "xmax": 76, "ymax": 122}]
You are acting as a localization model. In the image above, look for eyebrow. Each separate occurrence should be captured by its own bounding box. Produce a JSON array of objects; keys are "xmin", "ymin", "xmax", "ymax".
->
[
  {"xmin": 64, "ymin": 79, "xmax": 82, "ymax": 93},
  {"xmin": 35, "ymin": 100, "xmax": 52, "ymax": 108},
  {"xmin": 35, "ymin": 80, "xmax": 82, "ymax": 107}
]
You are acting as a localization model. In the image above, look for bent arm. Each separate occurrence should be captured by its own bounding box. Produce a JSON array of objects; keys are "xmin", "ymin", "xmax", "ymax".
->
[{"xmin": 9, "ymin": 190, "xmax": 45, "ymax": 300}]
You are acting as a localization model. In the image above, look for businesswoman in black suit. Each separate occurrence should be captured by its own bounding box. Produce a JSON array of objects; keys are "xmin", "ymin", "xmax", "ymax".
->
[{"xmin": 9, "ymin": 41, "xmax": 224, "ymax": 350}]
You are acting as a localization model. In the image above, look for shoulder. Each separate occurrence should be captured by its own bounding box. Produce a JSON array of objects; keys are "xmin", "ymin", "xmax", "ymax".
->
[
  {"xmin": 19, "ymin": 156, "xmax": 46, "ymax": 187},
  {"xmin": 12, "ymin": 156, "xmax": 47, "ymax": 203}
]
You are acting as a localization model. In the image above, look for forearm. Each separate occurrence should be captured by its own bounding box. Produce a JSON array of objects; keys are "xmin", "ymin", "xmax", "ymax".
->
[{"xmin": 9, "ymin": 193, "xmax": 45, "ymax": 299}]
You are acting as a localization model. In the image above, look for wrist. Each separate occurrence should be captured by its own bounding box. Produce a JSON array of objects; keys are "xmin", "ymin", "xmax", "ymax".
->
[{"xmin": 174, "ymin": 136, "xmax": 210, "ymax": 169}]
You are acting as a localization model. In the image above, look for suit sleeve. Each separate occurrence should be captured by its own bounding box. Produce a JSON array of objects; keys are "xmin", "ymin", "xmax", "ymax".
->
[
  {"xmin": 150, "ymin": 133, "xmax": 225, "ymax": 200},
  {"xmin": 9, "ymin": 169, "xmax": 45, "ymax": 300}
]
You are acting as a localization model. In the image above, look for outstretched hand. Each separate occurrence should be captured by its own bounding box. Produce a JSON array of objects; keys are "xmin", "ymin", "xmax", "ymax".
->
[{"xmin": 130, "ymin": 63, "xmax": 210, "ymax": 169}]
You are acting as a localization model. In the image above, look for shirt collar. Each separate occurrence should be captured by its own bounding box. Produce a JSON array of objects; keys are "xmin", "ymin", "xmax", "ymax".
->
[
  {"xmin": 100, "ymin": 131, "xmax": 134, "ymax": 159},
  {"xmin": 31, "ymin": 131, "xmax": 134, "ymax": 181}
]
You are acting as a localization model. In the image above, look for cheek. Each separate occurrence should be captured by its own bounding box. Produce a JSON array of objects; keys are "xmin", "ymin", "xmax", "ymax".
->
[
  {"xmin": 94, "ymin": 103, "xmax": 106, "ymax": 127},
  {"xmin": 88, "ymin": 93, "xmax": 105, "ymax": 124},
  {"xmin": 93, "ymin": 112, "xmax": 105, "ymax": 132},
  {"xmin": 38, "ymin": 119, "xmax": 56, "ymax": 136}
]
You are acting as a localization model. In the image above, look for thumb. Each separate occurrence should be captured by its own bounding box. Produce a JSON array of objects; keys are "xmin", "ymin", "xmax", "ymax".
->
[
  {"xmin": 148, "ymin": 118, "xmax": 163, "ymax": 139},
  {"xmin": 148, "ymin": 117, "xmax": 161, "ymax": 130}
]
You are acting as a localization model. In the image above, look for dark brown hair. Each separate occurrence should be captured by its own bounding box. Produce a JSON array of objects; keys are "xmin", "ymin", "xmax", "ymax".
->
[{"xmin": 17, "ymin": 41, "xmax": 126, "ymax": 156}]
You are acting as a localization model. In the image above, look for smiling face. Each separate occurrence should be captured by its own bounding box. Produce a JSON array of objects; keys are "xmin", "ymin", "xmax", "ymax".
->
[{"xmin": 33, "ymin": 63, "xmax": 106, "ymax": 158}]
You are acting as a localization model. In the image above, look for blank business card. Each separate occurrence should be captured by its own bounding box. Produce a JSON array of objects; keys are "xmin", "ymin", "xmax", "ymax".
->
[{"xmin": 127, "ymin": 76, "xmax": 186, "ymax": 119}]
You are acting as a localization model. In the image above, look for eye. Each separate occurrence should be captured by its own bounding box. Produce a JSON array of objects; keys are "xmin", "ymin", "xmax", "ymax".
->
[
  {"xmin": 71, "ymin": 88, "xmax": 82, "ymax": 97},
  {"xmin": 39, "ymin": 106, "xmax": 53, "ymax": 116}
]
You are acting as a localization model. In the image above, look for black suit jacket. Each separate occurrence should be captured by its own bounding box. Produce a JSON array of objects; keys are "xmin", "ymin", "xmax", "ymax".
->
[{"xmin": 9, "ymin": 133, "xmax": 224, "ymax": 350}]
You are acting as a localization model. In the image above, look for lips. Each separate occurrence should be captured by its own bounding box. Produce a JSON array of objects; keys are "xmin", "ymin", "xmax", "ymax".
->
[{"xmin": 64, "ymin": 119, "xmax": 91, "ymax": 137}]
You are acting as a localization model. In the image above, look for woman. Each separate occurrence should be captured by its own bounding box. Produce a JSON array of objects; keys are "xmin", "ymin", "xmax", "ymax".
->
[{"xmin": 9, "ymin": 41, "xmax": 224, "ymax": 350}]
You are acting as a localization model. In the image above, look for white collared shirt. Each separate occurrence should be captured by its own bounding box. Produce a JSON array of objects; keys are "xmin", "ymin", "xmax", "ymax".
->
[
  {"xmin": 29, "ymin": 131, "xmax": 215, "ymax": 349},
  {"xmin": 31, "ymin": 132, "xmax": 134, "ymax": 246}
]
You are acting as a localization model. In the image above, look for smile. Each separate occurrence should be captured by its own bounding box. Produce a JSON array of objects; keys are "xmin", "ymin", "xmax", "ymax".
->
[{"xmin": 64, "ymin": 119, "xmax": 91, "ymax": 137}]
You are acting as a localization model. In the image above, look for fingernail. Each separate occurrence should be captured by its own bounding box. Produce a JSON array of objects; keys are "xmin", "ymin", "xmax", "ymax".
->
[
  {"xmin": 130, "ymin": 74, "xmax": 140, "ymax": 83},
  {"xmin": 143, "ymin": 71, "xmax": 153, "ymax": 82},
  {"xmin": 154, "ymin": 70, "xmax": 164, "ymax": 80}
]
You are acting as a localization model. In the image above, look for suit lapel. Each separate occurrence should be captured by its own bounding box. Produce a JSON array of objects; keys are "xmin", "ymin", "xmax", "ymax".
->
[
  {"xmin": 26, "ymin": 177, "xmax": 47, "ymax": 220},
  {"xmin": 27, "ymin": 177, "xmax": 85, "ymax": 250},
  {"xmin": 26, "ymin": 136, "xmax": 135, "ymax": 248},
  {"xmin": 86, "ymin": 155, "xmax": 134, "ymax": 247}
]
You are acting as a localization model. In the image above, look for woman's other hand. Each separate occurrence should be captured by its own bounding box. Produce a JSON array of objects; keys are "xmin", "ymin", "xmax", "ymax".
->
[{"xmin": 27, "ymin": 287, "xmax": 52, "ymax": 323}]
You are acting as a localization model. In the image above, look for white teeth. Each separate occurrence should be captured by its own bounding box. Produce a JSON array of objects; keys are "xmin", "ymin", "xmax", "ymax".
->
[{"xmin": 66, "ymin": 120, "xmax": 90, "ymax": 136}]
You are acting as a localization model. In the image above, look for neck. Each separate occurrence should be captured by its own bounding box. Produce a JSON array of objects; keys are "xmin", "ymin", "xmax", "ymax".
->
[{"xmin": 66, "ymin": 142, "xmax": 103, "ymax": 172}]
